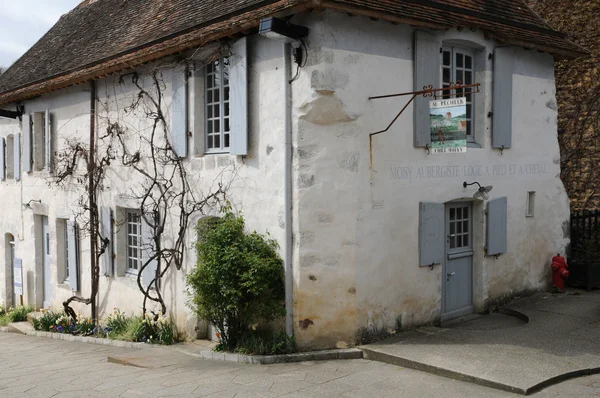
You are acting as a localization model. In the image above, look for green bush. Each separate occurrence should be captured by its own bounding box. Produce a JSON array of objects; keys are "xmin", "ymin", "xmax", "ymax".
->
[
  {"xmin": 186, "ymin": 211, "xmax": 286, "ymax": 351},
  {"xmin": 234, "ymin": 329, "xmax": 295, "ymax": 355},
  {"xmin": 0, "ymin": 305, "xmax": 34, "ymax": 326},
  {"xmin": 108, "ymin": 313, "xmax": 175, "ymax": 345},
  {"xmin": 32, "ymin": 309, "xmax": 63, "ymax": 331}
]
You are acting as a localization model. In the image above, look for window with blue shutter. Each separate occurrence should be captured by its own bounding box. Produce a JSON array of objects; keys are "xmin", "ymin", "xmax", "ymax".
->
[
  {"xmin": 141, "ymin": 212, "xmax": 158, "ymax": 289},
  {"xmin": 100, "ymin": 207, "xmax": 114, "ymax": 277},
  {"xmin": 22, "ymin": 114, "xmax": 31, "ymax": 173},
  {"xmin": 414, "ymin": 31, "xmax": 441, "ymax": 148},
  {"xmin": 419, "ymin": 202, "xmax": 445, "ymax": 266},
  {"xmin": 487, "ymin": 197, "xmax": 508, "ymax": 256},
  {"xmin": 67, "ymin": 220, "xmax": 79, "ymax": 291},
  {"xmin": 0, "ymin": 137, "xmax": 5, "ymax": 181},
  {"xmin": 14, "ymin": 134, "xmax": 20, "ymax": 181},
  {"xmin": 492, "ymin": 48, "xmax": 513, "ymax": 149},
  {"xmin": 171, "ymin": 65, "xmax": 188, "ymax": 158},
  {"xmin": 229, "ymin": 37, "xmax": 248, "ymax": 156}
]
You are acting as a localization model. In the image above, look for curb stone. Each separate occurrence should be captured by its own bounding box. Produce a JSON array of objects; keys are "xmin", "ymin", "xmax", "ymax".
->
[{"xmin": 1, "ymin": 326, "xmax": 363, "ymax": 364}]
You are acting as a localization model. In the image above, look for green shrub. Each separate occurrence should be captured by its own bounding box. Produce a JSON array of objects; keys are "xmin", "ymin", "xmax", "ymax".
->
[
  {"xmin": 0, "ymin": 305, "xmax": 34, "ymax": 325},
  {"xmin": 32, "ymin": 309, "xmax": 63, "ymax": 331},
  {"xmin": 109, "ymin": 313, "xmax": 175, "ymax": 345},
  {"xmin": 234, "ymin": 329, "xmax": 295, "ymax": 355},
  {"xmin": 105, "ymin": 309, "xmax": 129, "ymax": 335},
  {"xmin": 9, "ymin": 305, "xmax": 33, "ymax": 322},
  {"xmin": 186, "ymin": 211, "xmax": 286, "ymax": 351}
]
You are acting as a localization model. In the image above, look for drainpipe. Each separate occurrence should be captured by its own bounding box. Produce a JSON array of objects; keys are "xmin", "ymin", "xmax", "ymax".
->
[{"xmin": 283, "ymin": 42, "xmax": 293, "ymax": 337}]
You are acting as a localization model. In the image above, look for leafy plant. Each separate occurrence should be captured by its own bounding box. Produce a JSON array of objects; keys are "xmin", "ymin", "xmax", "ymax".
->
[
  {"xmin": 186, "ymin": 211, "xmax": 286, "ymax": 351},
  {"xmin": 0, "ymin": 305, "xmax": 34, "ymax": 326},
  {"xmin": 32, "ymin": 309, "xmax": 63, "ymax": 331},
  {"xmin": 234, "ymin": 329, "xmax": 295, "ymax": 355},
  {"xmin": 105, "ymin": 308, "xmax": 128, "ymax": 335},
  {"xmin": 108, "ymin": 312, "xmax": 175, "ymax": 345}
]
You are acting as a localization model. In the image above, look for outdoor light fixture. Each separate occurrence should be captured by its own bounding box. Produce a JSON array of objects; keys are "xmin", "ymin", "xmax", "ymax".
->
[
  {"xmin": 258, "ymin": 17, "xmax": 309, "ymax": 43},
  {"xmin": 463, "ymin": 181, "xmax": 493, "ymax": 200},
  {"xmin": 23, "ymin": 199, "xmax": 42, "ymax": 208}
]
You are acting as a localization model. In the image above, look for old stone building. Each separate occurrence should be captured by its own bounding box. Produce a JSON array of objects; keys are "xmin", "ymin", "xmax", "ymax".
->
[
  {"xmin": 528, "ymin": 0, "xmax": 599, "ymax": 210},
  {"xmin": 0, "ymin": 0, "xmax": 586, "ymax": 350}
]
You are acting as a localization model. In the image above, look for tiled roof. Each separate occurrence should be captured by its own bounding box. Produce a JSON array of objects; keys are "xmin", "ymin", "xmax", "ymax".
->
[{"xmin": 0, "ymin": 0, "xmax": 587, "ymax": 105}]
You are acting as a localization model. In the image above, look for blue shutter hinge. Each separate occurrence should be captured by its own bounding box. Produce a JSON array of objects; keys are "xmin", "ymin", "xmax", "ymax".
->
[
  {"xmin": 487, "ymin": 111, "xmax": 493, "ymax": 118},
  {"xmin": 488, "ymin": 53, "xmax": 494, "ymax": 60}
]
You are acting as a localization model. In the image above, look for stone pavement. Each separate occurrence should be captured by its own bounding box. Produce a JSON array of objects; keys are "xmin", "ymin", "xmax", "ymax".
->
[
  {"xmin": 1, "ymin": 332, "xmax": 600, "ymax": 397},
  {"xmin": 361, "ymin": 289, "xmax": 600, "ymax": 395}
]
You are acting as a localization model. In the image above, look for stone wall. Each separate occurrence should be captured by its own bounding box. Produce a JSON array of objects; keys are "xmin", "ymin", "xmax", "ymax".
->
[{"xmin": 529, "ymin": 0, "xmax": 600, "ymax": 210}]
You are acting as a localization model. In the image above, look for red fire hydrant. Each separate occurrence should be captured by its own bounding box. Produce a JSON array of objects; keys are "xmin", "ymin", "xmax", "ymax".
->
[{"xmin": 551, "ymin": 254, "xmax": 570, "ymax": 291}]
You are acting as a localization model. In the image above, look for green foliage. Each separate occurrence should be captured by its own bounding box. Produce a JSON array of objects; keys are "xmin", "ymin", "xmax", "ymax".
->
[
  {"xmin": 0, "ymin": 305, "xmax": 34, "ymax": 325},
  {"xmin": 32, "ymin": 309, "xmax": 63, "ymax": 331},
  {"xmin": 108, "ymin": 313, "xmax": 175, "ymax": 345},
  {"xmin": 186, "ymin": 211, "xmax": 286, "ymax": 351},
  {"xmin": 233, "ymin": 329, "xmax": 296, "ymax": 355},
  {"xmin": 105, "ymin": 309, "xmax": 129, "ymax": 335}
]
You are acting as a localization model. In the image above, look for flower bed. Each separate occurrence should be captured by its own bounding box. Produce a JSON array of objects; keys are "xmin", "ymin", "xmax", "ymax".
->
[
  {"xmin": 31, "ymin": 308, "xmax": 176, "ymax": 345},
  {"xmin": 0, "ymin": 305, "xmax": 34, "ymax": 326}
]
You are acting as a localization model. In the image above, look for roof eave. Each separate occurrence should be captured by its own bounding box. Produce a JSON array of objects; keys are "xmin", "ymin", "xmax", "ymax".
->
[{"xmin": 0, "ymin": 0, "xmax": 313, "ymax": 106}]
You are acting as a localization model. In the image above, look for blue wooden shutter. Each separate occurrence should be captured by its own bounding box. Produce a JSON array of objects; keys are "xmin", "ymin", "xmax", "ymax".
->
[
  {"xmin": 0, "ymin": 136, "xmax": 5, "ymax": 181},
  {"xmin": 171, "ymin": 65, "xmax": 188, "ymax": 157},
  {"xmin": 141, "ymin": 212, "xmax": 158, "ymax": 288},
  {"xmin": 492, "ymin": 48, "xmax": 513, "ymax": 149},
  {"xmin": 487, "ymin": 197, "xmax": 508, "ymax": 256},
  {"xmin": 22, "ymin": 114, "xmax": 31, "ymax": 173},
  {"xmin": 45, "ymin": 109, "xmax": 52, "ymax": 172},
  {"xmin": 100, "ymin": 207, "xmax": 113, "ymax": 277},
  {"xmin": 229, "ymin": 37, "xmax": 248, "ymax": 156},
  {"xmin": 419, "ymin": 202, "xmax": 444, "ymax": 266},
  {"xmin": 414, "ymin": 31, "xmax": 440, "ymax": 148},
  {"xmin": 14, "ymin": 134, "xmax": 20, "ymax": 181},
  {"xmin": 67, "ymin": 220, "xmax": 79, "ymax": 291}
]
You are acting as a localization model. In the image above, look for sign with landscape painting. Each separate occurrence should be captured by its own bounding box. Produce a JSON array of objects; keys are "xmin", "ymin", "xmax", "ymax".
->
[{"xmin": 429, "ymin": 97, "xmax": 467, "ymax": 154}]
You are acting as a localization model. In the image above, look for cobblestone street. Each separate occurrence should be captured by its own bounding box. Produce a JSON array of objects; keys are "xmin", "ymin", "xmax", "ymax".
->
[{"xmin": 1, "ymin": 333, "xmax": 600, "ymax": 397}]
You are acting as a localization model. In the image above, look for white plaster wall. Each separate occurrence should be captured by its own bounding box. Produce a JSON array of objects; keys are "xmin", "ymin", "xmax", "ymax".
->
[
  {"xmin": 0, "ymin": 35, "xmax": 286, "ymax": 336},
  {"xmin": 289, "ymin": 11, "xmax": 569, "ymax": 349}
]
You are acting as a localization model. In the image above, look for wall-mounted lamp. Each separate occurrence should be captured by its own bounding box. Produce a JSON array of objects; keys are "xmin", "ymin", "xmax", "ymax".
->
[
  {"xmin": 259, "ymin": 17, "xmax": 309, "ymax": 43},
  {"xmin": 463, "ymin": 181, "xmax": 493, "ymax": 200},
  {"xmin": 23, "ymin": 199, "xmax": 42, "ymax": 208}
]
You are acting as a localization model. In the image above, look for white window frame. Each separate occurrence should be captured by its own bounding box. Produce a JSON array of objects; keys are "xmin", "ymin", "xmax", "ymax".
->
[
  {"xmin": 126, "ymin": 210, "xmax": 143, "ymax": 275},
  {"xmin": 205, "ymin": 57, "xmax": 231, "ymax": 153},
  {"xmin": 442, "ymin": 46, "xmax": 475, "ymax": 142}
]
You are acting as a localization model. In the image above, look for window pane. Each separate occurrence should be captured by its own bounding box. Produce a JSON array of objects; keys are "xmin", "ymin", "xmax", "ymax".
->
[
  {"xmin": 214, "ymin": 135, "xmax": 220, "ymax": 149},
  {"xmin": 463, "ymin": 234, "xmax": 469, "ymax": 247},
  {"xmin": 466, "ymin": 104, "xmax": 472, "ymax": 118},
  {"xmin": 224, "ymin": 87, "xmax": 230, "ymax": 101},
  {"xmin": 214, "ymin": 104, "xmax": 220, "ymax": 118},
  {"xmin": 456, "ymin": 70, "xmax": 464, "ymax": 85},
  {"xmin": 457, "ymin": 222, "xmax": 462, "ymax": 234},
  {"xmin": 456, "ymin": 207, "xmax": 462, "ymax": 219},
  {"xmin": 225, "ymin": 118, "xmax": 230, "ymax": 132},
  {"xmin": 207, "ymin": 121, "xmax": 213, "ymax": 134},
  {"xmin": 467, "ymin": 121, "xmax": 472, "ymax": 136},
  {"xmin": 465, "ymin": 55, "xmax": 472, "ymax": 69},
  {"xmin": 450, "ymin": 223, "xmax": 455, "ymax": 235},
  {"xmin": 443, "ymin": 68, "xmax": 451, "ymax": 84},
  {"xmin": 450, "ymin": 208, "xmax": 455, "ymax": 220},
  {"xmin": 450, "ymin": 236, "xmax": 456, "ymax": 249},
  {"xmin": 207, "ymin": 134, "xmax": 214, "ymax": 149},
  {"xmin": 465, "ymin": 71, "xmax": 472, "ymax": 84},
  {"xmin": 443, "ymin": 50, "xmax": 451, "ymax": 66},
  {"xmin": 214, "ymin": 89, "xmax": 220, "ymax": 102},
  {"xmin": 456, "ymin": 53, "xmax": 463, "ymax": 68},
  {"xmin": 207, "ymin": 105, "xmax": 213, "ymax": 119},
  {"xmin": 214, "ymin": 120, "xmax": 220, "ymax": 133},
  {"xmin": 224, "ymin": 102, "xmax": 230, "ymax": 117},
  {"xmin": 224, "ymin": 133, "xmax": 230, "ymax": 148},
  {"xmin": 463, "ymin": 207, "xmax": 469, "ymax": 218}
]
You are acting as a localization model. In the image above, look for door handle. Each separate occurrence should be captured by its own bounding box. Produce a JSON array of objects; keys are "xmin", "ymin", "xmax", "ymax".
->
[
  {"xmin": 448, "ymin": 234, "xmax": 456, "ymax": 238},
  {"xmin": 446, "ymin": 272, "xmax": 455, "ymax": 282}
]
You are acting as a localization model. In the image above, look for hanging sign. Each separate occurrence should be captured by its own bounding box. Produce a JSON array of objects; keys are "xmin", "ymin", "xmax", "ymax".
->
[
  {"xmin": 13, "ymin": 258, "xmax": 23, "ymax": 296},
  {"xmin": 429, "ymin": 97, "xmax": 467, "ymax": 154}
]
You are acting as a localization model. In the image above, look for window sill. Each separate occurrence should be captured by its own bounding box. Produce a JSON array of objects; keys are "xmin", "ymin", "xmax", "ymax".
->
[
  {"xmin": 467, "ymin": 142, "xmax": 482, "ymax": 149},
  {"xmin": 204, "ymin": 150, "xmax": 231, "ymax": 155}
]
